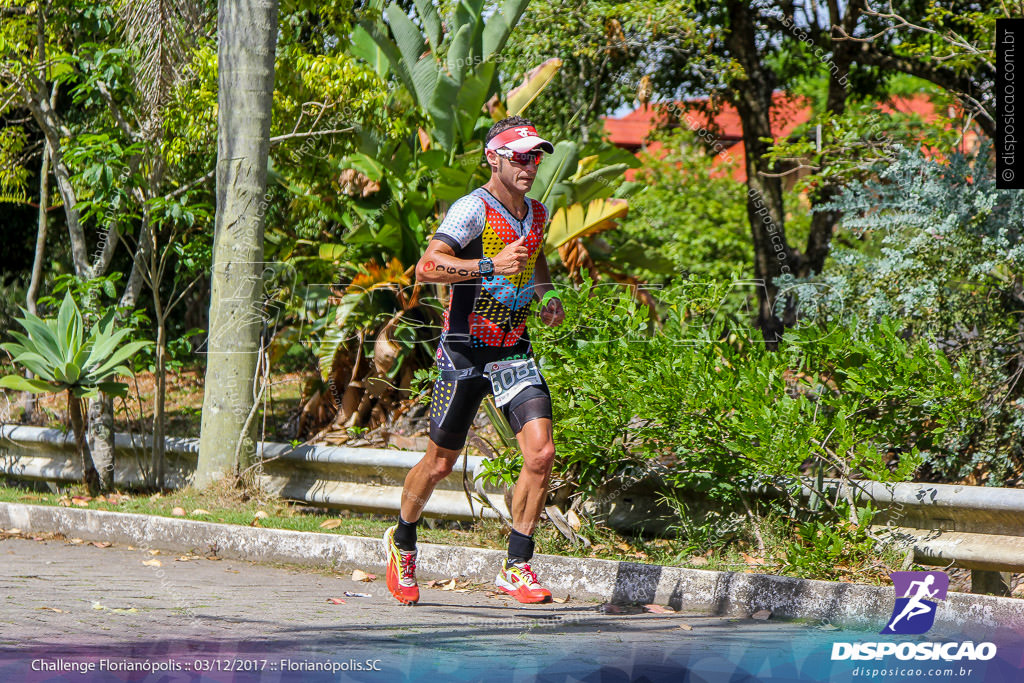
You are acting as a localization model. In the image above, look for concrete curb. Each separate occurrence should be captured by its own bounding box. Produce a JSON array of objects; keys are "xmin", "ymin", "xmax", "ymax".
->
[{"xmin": 1, "ymin": 501, "xmax": 1020, "ymax": 633}]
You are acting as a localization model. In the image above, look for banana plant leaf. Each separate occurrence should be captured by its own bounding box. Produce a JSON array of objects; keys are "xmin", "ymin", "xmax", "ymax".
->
[
  {"xmin": 412, "ymin": 0, "xmax": 442, "ymax": 51},
  {"xmin": 481, "ymin": 0, "xmax": 529, "ymax": 59},
  {"xmin": 506, "ymin": 58, "xmax": 562, "ymax": 116},
  {"xmin": 528, "ymin": 141, "xmax": 579, "ymax": 208},
  {"xmin": 545, "ymin": 198, "xmax": 629, "ymax": 255},
  {"xmin": 349, "ymin": 23, "xmax": 391, "ymax": 79}
]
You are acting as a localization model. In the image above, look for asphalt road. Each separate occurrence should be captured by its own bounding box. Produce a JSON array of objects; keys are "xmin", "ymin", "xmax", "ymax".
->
[{"xmin": 0, "ymin": 534, "xmax": 1006, "ymax": 682}]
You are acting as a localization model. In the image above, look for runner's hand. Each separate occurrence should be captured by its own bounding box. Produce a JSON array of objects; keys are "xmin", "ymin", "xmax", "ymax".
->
[
  {"xmin": 540, "ymin": 296, "xmax": 564, "ymax": 327},
  {"xmin": 493, "ymin": 236, "xmax": 530, "ymax": 276}
]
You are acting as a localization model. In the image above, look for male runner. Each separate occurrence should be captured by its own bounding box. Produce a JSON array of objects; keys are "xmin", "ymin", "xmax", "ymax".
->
[{"xmin": 383, "ymin": 116, "xmax": 565, "ymax": 605}]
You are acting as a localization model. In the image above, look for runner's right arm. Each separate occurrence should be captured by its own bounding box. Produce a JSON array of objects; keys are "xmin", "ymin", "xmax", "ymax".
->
[
  {"xmin": 415, "ymin": 238, "xmax": 529, "ymax": 283},
  {"xmin": 415, "ymin": 193, "xmax": 528, "ymax": 283}
]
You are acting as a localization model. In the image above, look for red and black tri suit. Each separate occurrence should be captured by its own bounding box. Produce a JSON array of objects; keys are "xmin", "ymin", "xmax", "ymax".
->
[{"xmin": 426, "ymin": 187, "xmax": 553, "ymax": 449}]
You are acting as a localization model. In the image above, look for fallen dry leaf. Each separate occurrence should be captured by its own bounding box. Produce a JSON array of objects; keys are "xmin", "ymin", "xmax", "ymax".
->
[
  {"xmin": 616, "ymin": 542, "xmax": 632, "ymax": 552},
  {"xmin": 741, "ymin": 553, "xmax": 766, "ymax": 566},
  {"xmin": 205, "ymin": 556, "xmax": 221, "ymax": 561},
  {"xmin": 351, "ymin": 569, "xmax": 376, "ymax": 582},
  {"xmin": 92, "ymin": 602, "xmax": 105, "ymax": 611},
  {"xmin": 72, "ymin": 496, "xmax": 91, "ymax": 507},
  {"xmin": 326, "ymin": 598, "xmax": 346, "ymax": 605},
  {"xmin": 751, "ymin": 610, "xmax": 772, "ymax": 621},
  {"xmin": 254, "ymin": 510, "xmax": 269, "ymax": 520},
  {"xmin": 69, "ymin": 538, "xmax": 84, "ymax": 545},
  {"xmin": 688, "ymin": 556, "xmax": 709, "ymax": 567},
  {"xmin": 319, "ymin": 519, "xmax": 342, "ymax": 530},
  {"xmin": 566, "ymin": 509, "xmax": 581, "ymax": 531},
  {"xmin": 176, "ymin": 556, "xmax": 196, "ymax": 562},
  {"xmin": 171, "ymin": 507, "xmax": 186, "ymax": 517},
  {"xmin": 644, "ymin": 604, "xmax": 675, "ymax": 614},
  {"xmin": 91, "ymin": 541, "xmax": 112, "ymax": 549},
  {"xmin": 148, "ymin": 549, "xmax": 160, "ymax": 555},
  {"xmin": 142, "ymin": 559, "xmax": 162, "ymax": 567},
  {"xmin": 552, "ymin": 595, "xmax": 570, "ymax": 604},
  {"xmin": 678, "ymin": 624, "xmax": 693, "ymax": 631},
  {"xmin": 38, "ymin": 607, "xmax": 65, "ymax": 613},
  {"xmin": 442, "ymin": 578, "xmax": 457, "ymax": 591},
  {"xmin": 190, "ymin": 509, "xmax": 210, "ymax": 516}
]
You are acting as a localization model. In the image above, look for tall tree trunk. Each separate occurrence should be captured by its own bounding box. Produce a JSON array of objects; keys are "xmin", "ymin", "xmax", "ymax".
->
[
  {"xmin": 23, "ymin": 138, "xmax": 51, "ymax": 422},
  {"xmin": 119, "ymin": 216, "xmax": 153, "ymax": 309},
  {"xmin": 196, "ymin": 0, "xmax": 280, "ymax": 488},
  {"xmin": 25, "ymin": 86, "xmax": 90, "ymax": 276},
  {"xmin": 28, "ymin": 14, "xmax": 121, "ymax": 473},
  {"xmin": 68, "ymin": 391, "xmax": 101, "ymax": 496},
  {"xmin": 152, "ymin": 207, "xmax": 168, "ymax": 489},
  {"xmin": 726, "ymin": 0, "xmax": 799, "ymax": 347},
  {"xmin": 797, "ymin": 0, "xmax": 862, "ymax": 293},
  {"xmin": 87, "ymin": 395, "xmax": 115, "ymax": 491}
]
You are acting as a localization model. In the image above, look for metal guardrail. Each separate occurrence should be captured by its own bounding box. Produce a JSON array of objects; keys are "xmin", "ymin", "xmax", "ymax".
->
[
  {"xmin": 573, "ymin": 473, "xmax": 1024, "ymax": 595},
  {"xmin": 1, "ymin": 425, "xmax": 1021, "ymax": 594},
  {"xmin": 0, "ymin": 425, "xmax": 509, "ymax": 521}
]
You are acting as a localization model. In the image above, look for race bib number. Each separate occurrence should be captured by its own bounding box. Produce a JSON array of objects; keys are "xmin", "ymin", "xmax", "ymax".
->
[{"xmin": 486, "ymin": 358, "xmax": 543, "ymax": 407}]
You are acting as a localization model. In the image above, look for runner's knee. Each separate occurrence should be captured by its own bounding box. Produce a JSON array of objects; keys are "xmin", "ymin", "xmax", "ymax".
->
[
  {"xmin": 523, "ymin": 440, "xmax": 555, "ymax": 474},
  {"xmin": 425, "ymin": 453, "xmax": 459, "ymax": 481},
  {"xmin": 421, "ymin": 448, "xmax": 458, "ymax": 481}
]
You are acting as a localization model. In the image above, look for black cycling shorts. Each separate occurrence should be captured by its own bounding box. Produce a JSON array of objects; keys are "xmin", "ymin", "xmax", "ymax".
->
[{"xmin": 428, "ymin": 341, "xmax": 553, "ymax": 451}]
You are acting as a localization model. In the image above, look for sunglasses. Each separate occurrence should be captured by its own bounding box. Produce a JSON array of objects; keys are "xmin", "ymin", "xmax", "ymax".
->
[{"xmin": 494, "ymin": 149, "xmax": 544, "ymax": 165}]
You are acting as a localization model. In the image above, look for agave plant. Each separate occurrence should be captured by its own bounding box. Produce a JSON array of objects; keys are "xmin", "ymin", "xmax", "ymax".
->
[{"xmin": 0, "ymin": 292, "xmax": 150, "ymax": 495}]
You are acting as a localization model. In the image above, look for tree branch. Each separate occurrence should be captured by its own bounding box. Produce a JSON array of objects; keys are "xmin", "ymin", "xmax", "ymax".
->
[{"xmin": 268, "ymin": 127, "xmax": 355, "ymax": 143}]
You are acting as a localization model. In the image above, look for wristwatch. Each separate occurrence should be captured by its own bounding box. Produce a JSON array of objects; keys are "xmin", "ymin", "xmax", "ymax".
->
[{"xmin": 478, "ymin": 257, "xmax": 495, "ymax": 280}]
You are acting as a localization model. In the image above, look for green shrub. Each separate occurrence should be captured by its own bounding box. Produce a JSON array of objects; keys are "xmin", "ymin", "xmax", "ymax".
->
[
  {"xmin": 511, "ymin": 274, "xmax": 978, "ymax": 508},
  {"xmin": 781, "ymin": 143, "xmax": 1024, "ymax": 484}
]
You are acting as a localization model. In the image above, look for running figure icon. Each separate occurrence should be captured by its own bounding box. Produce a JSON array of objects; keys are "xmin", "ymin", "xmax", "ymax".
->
[
  {"xmin": 887, "ymin": 574, "xmax": 938, "ymax": 631},
  {"xmin": 881, "ymin": 570, "xmax": 949, "ymax": 635}
]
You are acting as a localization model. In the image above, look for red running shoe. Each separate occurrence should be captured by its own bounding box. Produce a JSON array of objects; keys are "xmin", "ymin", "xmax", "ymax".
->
[
  {"xmin": 384, "ymin": 525, "xmax": 419, "ymax": 605},
  {"xmin": 495, "ymin": 559, "xmax": 552, "ymax": 604}
]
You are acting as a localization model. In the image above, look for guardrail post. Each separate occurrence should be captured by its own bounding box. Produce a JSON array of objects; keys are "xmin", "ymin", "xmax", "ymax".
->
[{"xmin": 971, "ymin": 570, "xmax": 1012, "ymax": 596}]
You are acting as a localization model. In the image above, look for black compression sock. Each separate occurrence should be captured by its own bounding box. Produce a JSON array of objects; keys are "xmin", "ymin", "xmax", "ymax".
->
[
  {"xmin": 507, "ymin": 528, "xmax": 535, "ymax": 564},
  {"xmin": 394, "ymin": 516, "xmax": 418, "ymax": 551}
]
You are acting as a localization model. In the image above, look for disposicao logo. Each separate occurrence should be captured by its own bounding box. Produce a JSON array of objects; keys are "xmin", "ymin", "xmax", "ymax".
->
[
  {"xmin": 881, "ymin": 570, "xmax": 948, "ymax": 635},
  {"xmin": 830, "ymin": 571, "xmax": 997, "ymax": 663}
]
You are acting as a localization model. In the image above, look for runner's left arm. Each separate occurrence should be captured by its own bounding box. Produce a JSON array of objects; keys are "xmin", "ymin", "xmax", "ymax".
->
[{"xmin": 533, "ymin": 253, "xmax": 564, "ymax": 327}]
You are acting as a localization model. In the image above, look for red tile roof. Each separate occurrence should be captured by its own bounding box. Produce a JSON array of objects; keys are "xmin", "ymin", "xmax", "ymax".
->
[{"xmin": 603, "ymin": 93, "xmax": 971, "ymax": 183}]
